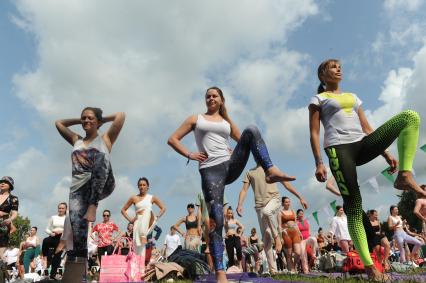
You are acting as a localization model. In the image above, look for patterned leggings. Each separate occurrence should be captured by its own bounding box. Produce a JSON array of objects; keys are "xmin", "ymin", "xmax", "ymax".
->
[
  {"xmin": 68, "ymin": 175, "xmax": 114, "ymax": 257},
  {"xmin": 199, "ymin": 125, "xmax": 274, "ymax": 270},
  {"xmin": 325, "ymin": 110, "xmax": 420, "ymax": 266}
]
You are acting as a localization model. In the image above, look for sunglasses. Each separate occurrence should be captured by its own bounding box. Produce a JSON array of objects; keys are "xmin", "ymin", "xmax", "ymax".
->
[{"xmin": 103, "ymin": 214, "xmax": 110, "ymax": 217}]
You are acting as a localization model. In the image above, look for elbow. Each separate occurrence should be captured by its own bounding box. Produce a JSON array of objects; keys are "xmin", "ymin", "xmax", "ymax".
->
[
  {"xmin": 54, "ymin": 120, "xmax": 62, "ymax": 128},
  {"xmin": 167, "ymin": 136, "xmax": 175, "ymax": 147},
  {"xmin": 118, "ymin": 112, "xmax": 126, "ymax": 120}
]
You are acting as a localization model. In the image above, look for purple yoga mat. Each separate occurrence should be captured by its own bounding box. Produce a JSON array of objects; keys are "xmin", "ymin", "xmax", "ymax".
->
[
  {"xmin": 195, "ymin": 272, "xmax": 308, "ymax": 283},
  {"xmin": 301, "ymin": 271, "xmax": 426, "ymax": 282}
]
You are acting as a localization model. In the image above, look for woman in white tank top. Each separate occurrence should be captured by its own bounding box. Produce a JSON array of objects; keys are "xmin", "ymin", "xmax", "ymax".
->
[
  {"xmin": 121, "ymin": 177, "xmax": 166, "ymax": 257},
  {"xmin": 387, "ymin": 205, "xmax": 422, "ymax": 263},
  {"xmin": 168, "ymin": 86, "xmax": 296, "ymax": 283}
]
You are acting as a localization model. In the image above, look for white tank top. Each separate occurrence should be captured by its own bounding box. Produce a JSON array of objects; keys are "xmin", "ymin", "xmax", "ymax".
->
[
  {"xmin": 389, "ymin": 215, "xmax": 402, "ymax": 229},
  {"xmin": 135, "ymin": 194, "xmax": 153, "ymax": 213},
  {"xmin": 194, "ymin": 114, "xmax": 231, "ymax": 169}
]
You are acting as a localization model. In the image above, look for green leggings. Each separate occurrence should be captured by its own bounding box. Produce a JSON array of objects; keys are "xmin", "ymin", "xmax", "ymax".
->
[
  {"xmin": 325, "ymin": 110, "xmax": 420, "ymax": 266},
  {"xmin": 23, "ymin": 245, "xmax": 41, "ymax": 273}
]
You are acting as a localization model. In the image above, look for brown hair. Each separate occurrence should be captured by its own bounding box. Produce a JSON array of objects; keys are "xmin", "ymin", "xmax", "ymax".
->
[
  {"xmin": 317, "ymin": 59, "xmax": 340, "ymax": 94},
  {"xmin": 81, "ymin": 107, "xmax": 103, "ymax": 128},
  {"xmin": 206, "ymin": 87, "xmax": 231, "ymax": 124}
]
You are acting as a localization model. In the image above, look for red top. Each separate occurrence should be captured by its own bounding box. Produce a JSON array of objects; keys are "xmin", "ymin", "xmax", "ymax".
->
[
  {"xmin": 296, "ymin": 219, "xmax": 310, "ymax": 240},
  {"xmin": 93, "ymin": 221, "xmax": 119, "ymax": 247}
]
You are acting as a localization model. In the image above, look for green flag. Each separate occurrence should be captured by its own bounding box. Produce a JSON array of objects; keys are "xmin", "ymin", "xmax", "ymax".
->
[
  {"xmin": 312, "ymin": 211, "xmax": 319, "ymax": 226},
  {"xmin": 421, "ymin": 144, "xmax": 426, "ymax": 153},
  {"xmin": 381, "ymin": 167, "xmax": 395, "ymax": 183},
  {"xmin": 330, "ymin": 200, "xmax": 337, "ymax": 214}
]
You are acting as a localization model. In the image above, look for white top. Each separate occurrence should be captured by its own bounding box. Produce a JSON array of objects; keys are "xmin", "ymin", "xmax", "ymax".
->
[
  {"xmin": 329, "ymin": 215, "xmax": 351, "ymax": 241},
  {"xmin": 45, "ymin": 215, "xmax": 66, "ymax": 235},
  {"xmin": 194, "ymin": 114, "xmax": 231, "ymax": 169},
  {"xmin": 3, "ymin": 247, "xmax": 19, "ymax": 265},
  {"xmin": 135, "ymin": 194, "xmax": 153, "ymax": 213},
  {"xmin": 389, "ymin": 215, "xmax": 403, "ymax": 229},
  {"xmin": 26, "ymin": 236, "xmax": 38, "ymax": 247},
  {"xmin": 309, "ymin": 92, "xmax": 365, "ymax": 148},
  {"xmin": 164, "ymin": 234, "xmax": 181, "ymax": 257}
]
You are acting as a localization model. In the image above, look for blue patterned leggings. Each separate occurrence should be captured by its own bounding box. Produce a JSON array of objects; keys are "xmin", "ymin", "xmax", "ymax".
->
[{"xmin": 199, "ymin": 126, "xmax": 273, "ymax": 270}]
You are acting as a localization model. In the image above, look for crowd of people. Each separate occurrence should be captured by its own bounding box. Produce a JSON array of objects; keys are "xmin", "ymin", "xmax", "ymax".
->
[{"xmin": 0, "ymin": 58, "xmax": 425, "ymax": 283}]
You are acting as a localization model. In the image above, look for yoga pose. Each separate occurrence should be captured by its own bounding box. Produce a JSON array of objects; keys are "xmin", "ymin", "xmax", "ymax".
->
[
  {"xmin": 237, "ymin": 164, "xmax": 307, "ymax": 275},
  {"xmin": 173, "ymin": 203, "xmax": 202, "ymax": 252},
  {"xmin": 168, "ymin": 86, "xmax": 295, "ymax": 282},
  {"xmin": 55, "ymin": 107, "xmax": 124, "ymax": 280},
  {"xmin": 309, "ymin": 59, "xmax": 422, "ymax": 280},
  {"xmin": 121, "ymin": 177, "xmax": 166, "ymax": 256}
]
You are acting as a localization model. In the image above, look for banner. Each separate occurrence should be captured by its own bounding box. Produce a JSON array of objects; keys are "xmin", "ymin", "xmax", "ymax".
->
[
  {"xmin": 329, "ymin": 200, "xmax": 337, "ymax": 214},
  {"xmin": 312, "ymin": 211, "xmax": 319, "ymax": 226},
  {"xmin": 367, "ymin": 177, "xmax": 380, "ymax": 194},
  {"xmin": 381, "ymin": 167, "xmax": 395, "ymax": 183}
]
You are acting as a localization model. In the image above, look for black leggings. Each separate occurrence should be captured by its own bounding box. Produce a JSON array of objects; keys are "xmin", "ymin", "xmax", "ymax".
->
[
  {"xmin": 42, "ymin": 234, "xmax": 61, "ymax": 266},
  {"xmin": 200, "ymin": 125, "xmax": 274, "ymax": 271},
  {"xmin": 325, "ymin": 110, "xmax": 420, "ymax": 266},
  {"xmin": 225, "ymin": 235, "xmax": 242, "ymax": 267}
]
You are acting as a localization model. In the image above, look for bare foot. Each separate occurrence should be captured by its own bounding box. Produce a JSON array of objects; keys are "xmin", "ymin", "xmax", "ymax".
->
[
  {"xmin": 265, "ymin": 166, "xmax": 296, "ymax": 184},
  {"xmin": 274, "ymin": 235, "xmax": 282, "ymax": 253},
  {"xmin": 83, "ymin": 204, "xmax": 97, "ymax": 222},
  {"xmin": 365, "ymin": 265, "xmax": 391, "ymax": 282},
  {"xmin": 394, "ymin": 171, "xmax": 426, "ymax": 197}
]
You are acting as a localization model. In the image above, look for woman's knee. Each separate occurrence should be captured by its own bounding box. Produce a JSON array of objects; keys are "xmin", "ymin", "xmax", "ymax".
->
[
  {"xmin": 400, "ymin": 110, "xmax": 420, "ymax": 126},
  {"xmin": 243, "ymin": 125, "xmax": 260, "ymax": 137}
]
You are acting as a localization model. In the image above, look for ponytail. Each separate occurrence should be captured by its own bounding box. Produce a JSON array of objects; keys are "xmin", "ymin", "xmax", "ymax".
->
[{"xmin": 317, "ymin": 82, "xmax": 326, "ymax": 94}]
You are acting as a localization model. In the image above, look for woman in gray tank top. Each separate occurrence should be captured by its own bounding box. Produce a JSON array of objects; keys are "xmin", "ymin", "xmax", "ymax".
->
[{"xmin": 168, "ymin": 86, "xmax": 296, "ymax": 283}]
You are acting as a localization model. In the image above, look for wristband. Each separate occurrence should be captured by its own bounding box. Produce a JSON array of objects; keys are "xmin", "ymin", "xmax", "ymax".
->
[
  {"xmin": 186, "ymin": 152, "xmax": 192, "ymax": 165},
  {"xmin": 315, "ymin": 159, "xmax": 324, "ymax": 166}
]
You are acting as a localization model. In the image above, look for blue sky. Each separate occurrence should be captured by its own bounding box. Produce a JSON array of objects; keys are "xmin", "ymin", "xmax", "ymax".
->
[{"xmin": 1, "ymin": 0, "xmax": 426, "ymax": 245}]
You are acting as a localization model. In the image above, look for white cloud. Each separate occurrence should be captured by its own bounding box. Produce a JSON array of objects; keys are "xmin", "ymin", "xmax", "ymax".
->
[
  {"xmin": 365, "ymin": 67, "xmax": 412, "ymax": 126},
  {"xmin": 384, "ymin": 0, "xmax": 424, "ymax": 12},
  {"xmin": 12, "ymin": 0, "xmax": 318, "ymax": 171}
]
